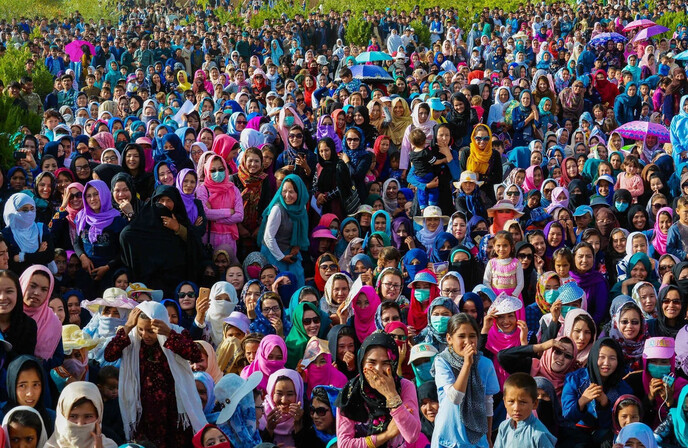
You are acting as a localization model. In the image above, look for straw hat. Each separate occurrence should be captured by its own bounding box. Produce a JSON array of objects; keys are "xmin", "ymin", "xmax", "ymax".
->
[
  {"xmin": 486, "ymin": 200, "xmax": 524, "ymax": 218},
  {"xmin": 413, "ymin": 206, "xmax": 450, "ymax": 225},
  {"xmin": 452, "ymin": 171, "xmax": 484, "ymax": 189},
  {"xmin": 62, "ymin": 324, "xmax": 103, "ymax": 354}
]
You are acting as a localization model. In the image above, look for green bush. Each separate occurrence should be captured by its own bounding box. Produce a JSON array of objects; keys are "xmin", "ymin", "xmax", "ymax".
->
[
  {"xmin": 0, "ymin": 0, "xmax": 117, "ymax": 22},
  {"xmin": 410, "ymin": 19, "xmax": 430, "ymax": 47},
  {"xmin": 345, "ymin": 15, "xmax": 372, "ymax": 47},
  {"xmin": 0, "ymin": 96, "xmax": 42, "ymax": 170},
  {"xmin": 654, "ymin": 11, "xmax": 686, "ymax": 40},
  {"xmin": 0, "ymin": 45, "xmax": 54, "ymax": 98}
]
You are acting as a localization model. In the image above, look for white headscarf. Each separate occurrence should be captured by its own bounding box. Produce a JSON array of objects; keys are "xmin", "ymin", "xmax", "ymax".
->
[
  {"xmin": 3, "ymin": 193, "xmax": 40, "ymax": 253},
  {"xmin": 206, "ymin": 281, "xmax": 238, "ymax": 346},
  {"xmin": 2, "ymin": 406, "xmax": 48, "ymax": 448},
  {"xmin": 381, "ymin": 178, "xmax": 400, "ymax": 214},
  {"xmin": 45, "ymin": 382, "xmax": 117, "ymax": 448},
  {"xmin": 119, "ymin": 301, "xmax": 207, "ymax": 439}
]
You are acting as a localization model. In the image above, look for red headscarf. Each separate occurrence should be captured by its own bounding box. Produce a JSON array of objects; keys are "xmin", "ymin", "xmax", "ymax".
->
[
  {"xmin": 593, "ymin": 69, "xmax": 619, "ymax": 106},
  {"xmin": 408, "ymin": 270, "xmax": 439, "ymax": 332}
]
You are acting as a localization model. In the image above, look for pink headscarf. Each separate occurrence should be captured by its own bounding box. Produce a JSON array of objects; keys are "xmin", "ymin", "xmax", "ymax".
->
[
  {"xmin": 277, "ymin": 106, "xmax": 305, "ymax": 148},
  {"xmin": 546, "ymin": 186, "xmax": 570, "ymax": 214},
  {"xmin": 92, "ymin": 132, "xmax": 115, "ymax": 151},
  {"xmin": 304, "ymin": 352, "xmax": 347, "ymax": 397},
  {"xmin": 485, "ymin": 318, "xmax": 522, "ymax": 387},
  {"xmin": 240, "ymin": 335, "xmax": 287, "ymax": 390},
  {"xmin": 19, "ymin": 265, "xmax": 61, "ymax": 361},
  {"xmin": 353, "ymin": 286, "xmax": 381, "ymax": 343},
  {"xmin": 265, "ymin": 369, "xmax": 304, "ymax": 435},
  {"xmin": 211, "ymin": 134, "xmax": 239, "ymax": 174},
  {"xmin": 562, "ymin": 308, "xmax": 597, "ymax": 368},
  {"xmin": 651, "ymin": 207, "xmax": 673, "ymax": 256},
  {"xmin": 201, "ymin": 155, "xmax": 239, "ymax": 239},
  {"xmin": 522, "ymin": 166, "xmax": 543, "ymax": 192},
  {"xmin": 65, "ymin": 182, "xmax": 85, "ymax": 225},
  {"xmin": 530, "ymin": 336, "xmax": 578, "ymax": 395}
]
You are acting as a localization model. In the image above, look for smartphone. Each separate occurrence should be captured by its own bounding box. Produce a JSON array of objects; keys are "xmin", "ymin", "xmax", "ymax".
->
[
  {"xmin": 198, "ymin": 287, "xmax": 210, "ymax": 303},
  {"xmin": 13, "ymin": 151, "xmax": 26, "ymax": 160}
]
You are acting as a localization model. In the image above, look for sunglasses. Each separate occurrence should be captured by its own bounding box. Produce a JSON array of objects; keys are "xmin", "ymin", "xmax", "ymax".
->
[
  {"xmin": 506, "ymin": 191, "xmax": 519, "ymax": 197},
  {"xmin": 288, "ymin": 134, "xmax": 303, "ymax": 139},
  {"xmin": 390, "ymin": 334, "xmax": 407, "ymax": 342},
  {"xmin": 236, "ymin": 120, "xmax": 247, "ymax": 125},
  {"xmin": 178, "ymin": 292, "xmax": 197, "ymax": 299},
  {"xmin": 619, "ymin": 319, "xmax": 640, "ymax": 326},
  {"xmin": 310, "ymin": 407, "xmax": 329, "ymax": 416},
  {"xmin": 663, "ymin": 298, "xmax": 682, "ymax": 305},
  {"xmin": 553, "ymin": 348, "xmax": 574, "ymax": 360},
  {"xmin": 69, "ymin": 192, "xmax": 83, "ymax": 199},
  {"xmin": 517, "ymin": 253, "xmax": 533, "ymax": 260},
  {"xmin": 346, "ymin": 137, "xmax": 360, "ymax": 142},
  {"xmin": 475, "ymin": 136, "xmax": 490, "ymax": 142},
  {"xmin": 320, "ymin": 263, "xmax": 337, "ymax": 271},
  {"xmin": 659, "ymin": 264, "xmax": 674, "ymax": 271},
  {"xmin": 302, "ymin": 316, "xmax": 321, "ymax": 326}
]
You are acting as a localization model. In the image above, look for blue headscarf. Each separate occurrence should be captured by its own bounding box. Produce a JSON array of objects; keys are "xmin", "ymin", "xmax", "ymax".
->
[
  {"xmin": 349, "ymin": 254, "xmax": 374, "ymax": 280},
  {"xmin": 670, "ymin": 95, "xmax": 688, "ymax": 167},
  {"xmin": 193, "ymin": 371, "xmax": 216, "ymax": 416},
  {"xmin": 416, "ymin": 296, "xmax": 459, "ymax": 351},
  {"xmin": 403, "ymin": 249, "xmax": 428, "ymax": 285},
  {"xmin": 153, "ymin": 160, "xmax": 177, "ymax": 187},
  {"xmin": 431, "ymin": 232, "xmax": 459, "ymax": 262},
  {"xmin": 371, "ymin": 210, "xmax": 392, "ymax": 234},
  {"xmin": 477, "ymin": 234, "xmax": 495, "ymax": 264},
  {"xmin": 335, "ymin": 217, "xmax": 362, "ymax": 257},
  {"xmin": 249, "ymin": 293, "xmax": 292, "ymax": 335},
  {"xmin": 460, "ymin": 292, "xmax": 485, "ymax": 326},
  {"xmin": 312, "ymin": 385, "xmax": 341, "ymax": 443}
]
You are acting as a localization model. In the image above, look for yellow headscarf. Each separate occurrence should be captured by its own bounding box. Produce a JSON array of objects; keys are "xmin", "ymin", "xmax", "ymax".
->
[
  {"xmin": 467, "ymin": 124, "xmax": 494, "ymax": 174},
  {"xmin": 382, "ymin": 97, "xmax": 412, "ymax": 146},
  {"xmin": 177, "ymin": 71, "xmax": 192, "ymax": 92}
]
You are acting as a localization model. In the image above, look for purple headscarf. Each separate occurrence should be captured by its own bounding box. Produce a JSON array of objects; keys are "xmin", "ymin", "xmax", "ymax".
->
[
  {"xmin": 316, "ymin": 115, "xmax": 343, "ymax": 153},
  {"xmin": 75, "ymin": 180, "xmax": 121, "ymax": 243},
  {"xmin": 543, "ymin": 220, "xmax": 566, "ymax": 257},
  {"xmin": 391, "ymin": 216, "xmax": 414, "ymax": 249},
  {"xmin": 176, "ymin": 168, "xmax": 199, "ymax": 224}
]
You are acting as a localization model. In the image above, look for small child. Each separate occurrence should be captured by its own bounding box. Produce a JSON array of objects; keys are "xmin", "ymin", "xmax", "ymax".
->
[
  {"xmin": 494, "ymin": 373, "xmax": 556, "ymax": 448},
  {"xmin": 408, "ymin": 128, "xmax": 445, "ymax": 210},
  {"xmin": 612, "ymin": 395, "xmax": 642, "ymax": 437},
  {"xmin": 387, "ymin": 152, "xmax": 404, "ymax": 181},
  {"xmin": 483, "ymin": 231, "xmax": 524, "ymax": 318},
  {"xmin": 615, "ymin": 155, "xmax": 644, "ymax": 203},
  {"xmin": 667, "ymin": 197, "xmax": 688, "ymax": 260},
  {"xmin": 3, "ymin": 407, "xmax": 47, "ymax": 448}
]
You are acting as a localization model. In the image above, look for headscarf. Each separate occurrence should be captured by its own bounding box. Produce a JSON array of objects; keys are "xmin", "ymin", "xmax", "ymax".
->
[
  {"xmin": 353, "ymin": 286, "xmax": 382, "ymax": 343},
  {"xmin": 176, "ymin": 168, "xmax": 199, "ymax": 225},
  {"xmin": 257, "ymin": 174, "xmax": 309, "ymax": 249},
  {"xmin": 118, "ymin": 302, "xmax": 207, "ymax": 439},
  {"xmin": 285, "ymin": 301, "xmax": 327, "ymax": 368},
  {"xmin": 309, "ymin": 386, "xmax": 342, "ymax": 442},
  {"xmin": 264, "ymin": 369, "xmax": 304, "ymax": 436},
  {"xmin": 562, "ymin": 308, "xmax": 597, "ymax": 367},
  {"xmin": 203, "ymin": 155, "xmax": 239, "ymax": 239},
  {"xmin": 655, "ymin": 285, "xmax": 686, "ymax": 338},
  {"xmin": 530, "ymin": 336, "xmax": 578, "ymax": 395},
  {"xmin": 335, "ymin": 332, "xmax": 402, "ymax": 437},
  {"xmin": 19, "ymin": 266, "xmax": 61, "ymax": 361},
  {"xmin": 45, "ymin": 382, "xmax": 117, "ymax": 448},
  {"xmin": 670, "ymin": 385, "xmax": 688, "ymax": 447},
  {"xmin": 381, "ymin": 178, "xmax": 400, "ymax": 214},
  {"xmin": 588, "ymin": 337, "xmax": 626, "ymax": 392},
  {"xmin": 74, "ymin": 180, "xmax": 120, "ymax": 243},
  {"xmin": 417, "ymin": 297, "xmax": 459, "ymax": 349},
  {"xmin": 402, "ymin": 249, "xmax": 428, "ymax": 286},
  {"xmin": 417, "ymin": 381, "xmax": 437, "ymax": 441},
  {"xmin": 3, "ymin": 193, "xmax": 41, "ymax": 253},
  {"xmin": 617, "ymin": 422, "xmax": 659, "ymax": 448},
  {"xmin": 1, "ymin": 406, "xmax": 46, "ymax": 448},
  {"xmin": 416, "ymin": 217, "xmax": 445, "ymax": 250},
  {"xmin": 195, "ymin": 340, "xmax": 223, "ymax": 383},
  {"xmin": 386, "ymin": 97, "xmax": 412, "ymax": 146},
  {"xmin": 651, "ymin": 207, "xmax": 673, "ymax": 256},
  {"xmin": 467, "ymin": 124, "xmax": 493, "ymax": 174},
  {"xmin": 609, "ymin": 301, "xmax": 647, "ymax": 369},
  {"xmin": 205, "ymin": 281, "xmax": 238, "ymax": 347},
  {"xmin": 240, "ymin": 334, "xmax": 287, "ymax": 390},
  {"xmin": 535, "ymin": 271, "xmax": 559, "ymax": 314}
]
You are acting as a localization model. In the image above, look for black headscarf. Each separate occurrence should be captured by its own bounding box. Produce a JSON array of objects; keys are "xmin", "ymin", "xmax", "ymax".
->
[
  {"xmin": 316, "ymin": 137, "xmax": 353, "ymax": 195},
  {"xmin": 626, "ymin": 204, "xmax": 650, "ymax": 232},
  {"xmin": 446, "ymin": 92, "xmax": 476, "ymax": 144},
  {"xmin": 568, "ymin": 179, "xmax": 589, "ymax": 208},
  {"xmin": 612, "ymin": 189, "xmax": 632, "ymax": 228},
  {"xmin": 353, "ymin": 105, "xmax": 378, "ymax": 144},
  {"xmin": 449, "ymin": 244, "xmax": 483, "ymax": 291},
  {"xmin": 93, "ymin": 164, "xmax": 124, "ymax": 190},
  {"xmin": 69, "ymin": 154, "xmax": 93, "ymax": 185},
  {"xmin": 587, "ymin": 337, "xmax": 626, "ymax": 392},
  {"xmin": 672, "ymin": 261, "xmax": 688, "ymax": 300},
  {"xmin": 3, "ymin": 355, "xmax": 54, "ymax": 435},
  {"xmin": 121, "ymin": 143, "xmax": 154, "ymax": 201},
  {"xmin": 110, "ymin": 172, "xmax": 142, "ymax": 215},
  {"xmin": 327, "ymin": 324, "xmax": 359, "ymax": 380},
  {"xmin": 654, "ymin": 285, "xmax": 686, "ymax": 338},
  {"xmin": 119, "ymin": 185, "xmax": 202, "ymax": 297},
  {"xmin": 335, "ymin": 332, "xmax": 401, "ymax": 439},
  {"xmin": 417, "ymin": 380, "xmax": 438, "ymax": 441},
  {"xmin": 516, "ymin": 241, "xmax": 536, "ymax": 304}
]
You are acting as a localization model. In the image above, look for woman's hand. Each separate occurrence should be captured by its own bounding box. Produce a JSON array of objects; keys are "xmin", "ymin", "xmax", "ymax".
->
[
  {"xmin": 151, "ymin": 318, "xmax": 171, "ymax": 337},
  {"xmin": 404, "ymin": 236, "xmax": 416, "ymax": 249},
  {"xmin": 482, "ymin": 307, "xmax": 497, "ymax": 333},
  {"xmin": 38, "ymin": 241, "xmax": 48, "ymax": 252},
  {"xmin": 269, "ymin": 316, "xmax": 283, "ymax": 335},
  {"xmin": 550, "ymin": 299, "xmax": 562, "ymax": 323},
  {"xmin": 80, "ymin": 254, "xmax": 94, "ymax": 273},
  {"xmin": 194, "ymin": 216, "xmax": 204, "ymax": 227},
  {"xmin": 265, "ymin": 407, "xmax": 281, "ymax": 434},
  {"xmin": 92, "ymin": 265, "xmax": 109, "ymax": 281},
  {"xmin": 123, "ymin": 308, "xmax": 141, "ymax": 334},
  {"xmin": 92, "ymin": 422, "xmax": 103, "ymax": 448},
  {"xmin": 534, "ymin": 254, "xmax": 545, "ymax": 273},
  {"xmin": 195, "ymin": 293, "xmax": 210, "ymax": 325},
  {"xmin": 340, "ymin": 152, "xmax": 350, "ymax": 163},
  {"xmin": 364, "ymin": 365, "xmax": 398, "ymax": 400},
  {"xmin": 579, "ymin": 383, "xmax": 602, "ymax": 408},
  {"xmin": 271, "ymin": 275, "xmax": 291, "ymax": 293},
  {"xmin": 517, "ymin": 320, "xmax": 529, "ymax": 345},
  {"xmin": 290, "ymin": 402, "xmax": 304, "ymax": 432},
  {"xmin": 460, "ymin": 341, "xmax": 476, "ymax": 366},
  {"xmin": 648, "ymin": 378, "xmax": 664, "ymax": 401},
  {"xmin": 119, "ymin": 200, "xmax": 134, "ymax": 216},
  {"xmin": 426, "ymin": 177, "xmax": 439, "ymax": 189},
  {"xmin": 359, "ymin": 268, "xmax": 373, "ymax": 286},
  {"xmin": 161, "ymin": 214, "xmax": 180, "ymax": 232}
]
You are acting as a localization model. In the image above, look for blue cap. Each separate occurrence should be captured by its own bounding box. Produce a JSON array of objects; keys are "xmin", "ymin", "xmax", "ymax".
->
[
  {"xmin": 558, "ymin": 283, "xmax": 586, "ymax": 305},
  {"xmin": 409, "ymin": 271, "xmax": 438, "ymax": 286},
  {"xmin": 427, "ymin": 97, "xmax": 445, "ymax": 111},
  {"xmin": 573, "ymin": 205, "xmax": 594, "ymax": 217}
]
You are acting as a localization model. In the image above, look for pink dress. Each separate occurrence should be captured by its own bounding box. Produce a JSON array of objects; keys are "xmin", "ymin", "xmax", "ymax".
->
[{"xmin": 488, "ymin": 258, "xmax": 525, "ymax": 320}]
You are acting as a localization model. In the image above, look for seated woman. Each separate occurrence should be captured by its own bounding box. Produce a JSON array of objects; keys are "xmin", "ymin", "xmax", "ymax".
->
[{"xmin": 2, "ymin": 193, "xmax": 55, "ymax": 273}]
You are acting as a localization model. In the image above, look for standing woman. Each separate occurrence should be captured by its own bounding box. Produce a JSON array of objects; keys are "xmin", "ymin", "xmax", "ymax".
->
[
  {"xmin": 313, "ymin": 137, "xmax": 354, "ymax": 219},
  {"xmin": 570, "ymin": 242, "xmax": 609, "ymax": 324},
  {"xmin": 33, "ymin": 172, "xmax": 58, "ymax": 226},
  {"xmin": 74, "ymin": 180, "xmax": 127, "ymax": 284},
  {"xmin": 121, "ymin": 144, "xmax": 154, "ymax": 201},
  {"xmin": 0, "ymin": 270, "xmax": 37, "ymax": 360},
  {"xmin": 258, "ymin": 174, "xmax": 310, "ymax": 288},
  {"xmin": 197, "ymin": 154, "xmax": 244, "ymax": 259},
  {"xmin": 2, "ymin": 193, "xmax": 55, "ymax": 273},
  {"xmin": 380, "ymin": 97, "xmax": 413, "ymax": 151},
  {"xmin": 458, "ymin": 125, "xmax": 502, "ymax": 202},
  {"xmin": 341, "ymin": 127, "xmax": 373, "ymax": 203},
  {"xmin": 335, "ymin": 332, "xmax": 423, "ymax": 448},
  {"xmin": 229, "ymin": 148, "xmax": 272, "ymax": 260},
  {"xmin": 19, "ymin": 265, "xmax": 63, "ymax": 367},
  {"xmin": 176, "ymin": 168, "xmax": 206, "ymax": 239}
]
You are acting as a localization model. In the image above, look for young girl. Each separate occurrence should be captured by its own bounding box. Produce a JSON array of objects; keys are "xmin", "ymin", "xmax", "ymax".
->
[
  {"xmin": 615, "ymin": 155, "xmax": 644, "ymax": 203},
  {"xmin": 2, "ymin": 406, "xmax": 48, "ymax": 448},
  {"xmin": 432, "ymin": 313, "xmax": 499, "ymax": 448},
  {"xmin": 612, "ymin": 395, "xmax": 642, "ymax": 437},
  {"xmin": 553, "ymin": 248, "xmax": 574, "ymax": 284},
  {"xmin": 483, "ymin": 231, "xmax": 524, "ymax": 319},
  {"xmin": 482, "ymin": 293, "xmax": 528, "ymax": 388},
  {"xmin": 2, "ymin": 356, "xmax": 56, "ymax": 435},
  {"xmin": 104, "ymin": 301, "xmax": 206, "ymax": 447},
  {"xmin": 44, "ymin": 381, "xmax": 118, "ymax": 447}
]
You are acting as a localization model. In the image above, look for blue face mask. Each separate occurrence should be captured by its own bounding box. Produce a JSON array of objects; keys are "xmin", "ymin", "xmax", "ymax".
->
[
  {"xmin": 330, "ymin": 229, "xmax": 338, "ymax": 237},
  {"xmin": 414, "ymin": 289, "xmax": 431, "ymax": 302},
  {"xmin": 430, "ymin": 315, "xmax": 450, "ymax": 334},
  {"xmin": 561, "ymin": 305, "xmax": 576, "ymax": 317},
  {"xmin": 615, "ymin": 202, "xmax": 629, "ymax": 212},
  {"xmin": 647, "ymin": 363, "xmax": 671, "ymax": 379},
  {"xmin": 544, "ymin": 290, "xmax": 559, "ymax": 304},
  {"xmin": 412, "ymin": 360, "xmax": 434, "ymax": 385},
  {"xmin": 283, "ymin": 116, "xmax": 295, "ymax": 127},
  {"xmin": 211, "ymin": 170, "xmax": 226, "ymax": 183}
]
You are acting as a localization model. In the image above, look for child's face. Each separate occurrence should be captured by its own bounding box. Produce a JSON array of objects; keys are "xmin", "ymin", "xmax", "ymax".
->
[
  {"xmin": 98, "ymin": 377, "xmax": 119, "ymax": 401},
  {"xmin": 503, "ymin": 387, "xmax": 536, "ymax": 423},
  {"xmin": 493, "ymin": 237, "xmax": 511, "ymax": 259},
  {"xmin": 496, "ymin": 312, "xmax": 517, "ymax": 333},
  {"xmin": 446, "ymin": 322, "xmax": 478, "ymax": 355},
  {"xmin": 68, "ymin": 401, "xmax": 98, "ymax": 425},
  {"xmin": 461, "ymin": 181, "xmax": 476, "ymax": 195},
  {"xmin": 617, "ymin": 405, "xmax": 640, "ymax": 429},
  {"xmin": 554, "ymin": 257, "xmax": 570, "ymax": 278},
  {"xmin": 8, "ymin": 422, "xmax": 38, "ymax": 448}
]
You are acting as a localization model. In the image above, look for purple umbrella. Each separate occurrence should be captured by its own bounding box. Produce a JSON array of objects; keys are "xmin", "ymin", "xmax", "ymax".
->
[
  {"xmin": 622, "ymin": 19, "xmax": 655, "ymax": 32},
  {"xmin": 65, "ymin": 40, "xmax": 96, "ymax": 62},
  {"xmin": 631, "ymin": 24, "xmax": 670, "ymax": 43},
  {"xmin": 588, "ymin": 32, "xmax": 628, "ymax": 48},
  {"xmin": 616, "ymin": 121, "xmax": 670, "ymax": 143}
]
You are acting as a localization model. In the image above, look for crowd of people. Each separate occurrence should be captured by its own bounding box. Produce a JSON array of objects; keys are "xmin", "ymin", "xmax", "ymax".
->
[{"xmin": 1, "ymin": 0, "xmax": 688, "ymax": 447}]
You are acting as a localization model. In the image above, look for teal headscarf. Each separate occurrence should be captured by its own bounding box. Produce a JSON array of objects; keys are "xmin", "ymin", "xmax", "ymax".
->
[
  {"xmin": 257, "ymin": 174, "xmax": 310, "ymax": 248},
  {"xmin": 670, "ymin": 384, "xmax": 688, "ymax": 447}
]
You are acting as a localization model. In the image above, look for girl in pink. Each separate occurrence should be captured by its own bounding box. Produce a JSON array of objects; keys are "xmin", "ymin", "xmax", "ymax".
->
[
  {"xmin": 483, "ymin": 231, "xmax": 525, "ymax": 320},
  {"xmin": 240, "ymin": 334, "xmax": 287, "ymax": 391},
  {"xmin": 482, "ymin": 293, "xmax": 527, "ymax": 388},
  {"xmin": 196, "ymin": 154, "xmax": 244, "ymax": 258},
  {"xmin": 615, "ymin": 154, "xmax": 644, "ymax": 203}
]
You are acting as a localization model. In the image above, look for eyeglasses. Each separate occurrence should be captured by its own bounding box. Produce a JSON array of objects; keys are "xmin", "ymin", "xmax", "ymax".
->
[
  {"xmin": 659, "ymin": 264, "xmax": 674, "ymax": 272},
  {"xmin": 517, "ymin": 253, "xmax": 534, "ymax": 260},
  {"xmin": 288, "ymin": 133, "xmax": 303, "ymax": 139},
  {"xmin": 346, "ymin": 137, "xmax": 360, "ymax": 142},
  {"xmin": 178, "ymin": 292, "xmax": 197, "ymax": 298},
  {"xmin": 236, "ymin": 120, "xmax": 247, "ymax": 125},
  {"xmin": 441, "ymin": 288, "xmax": 461, "ymax": 295},
  {"xmin": 506, "ymin": 191, "xmax": 519, "ymax": 197},
  {"xmin": 320, "ymin": 263, "xmax": 337, "ymax": 271},
  {"xmin": 263, "ymin": 305, "xmax": 280, "ymax": 314},
  {"xmin": 296, "ymin": 98, "xmax": 304, "ymax": 103},
  {"xmin": 382, "ymin": 282, "xmax": 401, "ymax": 290},
  {"xmin": 597, "ymin": 219, "xmax": 613, "ymax": 225},
  {"xmin": 475, "ymin": 136, "xmax": 490, "ymax": 142},
  {"xmin": 663, "ymin": 298, "xmax": 682, "ymax": 305},
  {"xmin": 75, "ymin": 164, "xmax": 90, "ymax": 171},
  {"xmin": 543, "ymin": 188, "xmax": 554, "ymax": 194},
  {"xmin": 310, "ymin": 406, "xmax": 329, "ymax": 416},
  {"xmin": 619, "ymin": 319, "xmax": 640, "ymax": 326},
  {"xmin": 553, "ymin": 348, "xmax": 574, "ymax": 360},
  {"xmin": 389, "ymin": 333, "xmax": 407, "ymax": 342},
  {"xmin": 302, "ymin": 316, "xmax": 321, "ymax": 326},
  {"xmin": 102, "ymin": 156, "xmax": 118, "ymax": 163},
  {"xmin": 210, "ymin": 168, "xmax": 226, "ymax": 174}
]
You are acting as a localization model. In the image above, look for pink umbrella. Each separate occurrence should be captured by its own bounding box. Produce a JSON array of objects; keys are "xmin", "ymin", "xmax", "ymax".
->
[
  {"xmin": 631, "ymin": 24, "xmax": 670, "ymax": 43},
  {"xmin": 622, "ymin": 19, "xmax": 655, "ymax": 32},
  {"xmin": 615, "ymin": 121, "xmax": 670, "ymax": 143},
  {"xmin": 64, "ymin": 40, "xmax": 96, "ymax": 62}
]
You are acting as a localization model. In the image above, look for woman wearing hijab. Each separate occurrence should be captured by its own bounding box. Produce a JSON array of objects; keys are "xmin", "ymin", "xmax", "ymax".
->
[
  {"xmin": 313, "ymin": 137, "xmax": 355, "ymax": 219},
  {"xmin": 458, "ymin": 124, "xmax": 502, "ymax": 201},
  {"xmin": 415, "ymin": 296, "xmax": 458, "ymax": 352},
  {"xmin": 663, "ymin": 67, "xmax": 688, "ymax": 123},
  {"xmin": 559, "ymin": 80, "xmax": 585, "ymax": 121},
  {"xmin": 351, "ymin": 286, "xmax": 381, "ymax": 345},
  {"xmin": 447, "ymin": 92, "xmax": 478, "ymax": 146},
  {"xmin": 399, "ymin": 102, "xmax": 436, "ymax": 172},
  {"xmin": 0, "ymin": 270, "xmax": 37, "ymax": 360},
  {"xmin": 284, "ymin": 301, "xmax": 328, "ymax": 368},
  {"xmin": 197, "ymin": 281, "xmax": 238, "ymax": 348},
  {"xmin": 240, "ymin": 334, "xmax": 287, "ymax": 391},
  {"xmin": 647, "ymin": 284, "xmax": 686, "ymax": 338},
  {"xmin": 257, "ymin": 174, "xmax": 310, "ymax": 287},
  {"xmin": 614, "ymin": 82, "xmax": 643, "ymax": 125},
  {"xmin": 73, "ymin": 180, "xmax": 126, "ymax": 284},
  {"xmin": 249, "ymin": 292, "xmax": 292, "ymax": 338},
  {"xmin": 1, "ymin": 406, "xmax": 48, "ymax": 448},
  {"xmin": 261, "ymin": 368, "xmax": 307, "ymax": 448},
  {"xmin": 335, "ymin": 332, "xmax": 422, "ymax": 448},
  {"xmin": 45, "ymin": 381, "xmax": 118, "ymax": 448},
  {"xmin": 570, "ymin": 242, "xmax": 609, "ymax": 324},
  {"xmin": 380, "ymin": 97, "xmax": 413, "ymax": 150},
  {"xmin": 2, "ymin": 192, "xmax": 55, "ymax": 273},
  {"xmin": 1, "ymin": 355, "xmax": 55, "ymax": 435},
  {"xmin": 560, "ymin": 337, "xmax": 633, "ymax": 447},
  {"xmin": 176, "ymin": 168, "xmax": 206, "ymax": 239},
  {"xmin": 121, "ymin": 143, "xmax": 154, "ymax": 201}
]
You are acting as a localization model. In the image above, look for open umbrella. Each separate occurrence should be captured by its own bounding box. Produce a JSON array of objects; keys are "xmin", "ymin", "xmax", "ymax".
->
[
  {"xmin": 622, "ymin": 19, "xmax": 656, "ymax": 32},
  {"xmin": 589, "ymin": 32, "xmax": 628, "ymax": 48},
  {"xmin": 616, "ymin": 121, "xmax": 670, "ymax": 143},
  {"xmin": 355, "ymin": 51, "xmax": 393, "ymax": 63},
  {"xmin": 65, "ymin": 40, "xmax": 96, "ymax": 62},
  {"xmin": 631, "ymin": 25, "xmax": 670, "ymax": 43},
  {"xmin": 674, "ymin": 49, "xmax": 688, "ymax": 61},
  {"xmin": 348, "ymin": 65, "xmax": 393, "ymax": 83}
]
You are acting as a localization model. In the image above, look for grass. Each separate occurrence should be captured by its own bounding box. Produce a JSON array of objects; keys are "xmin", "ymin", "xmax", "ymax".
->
[{"xmin": 0, "ymin": 0, "xmax": 118, "ymax": 22}]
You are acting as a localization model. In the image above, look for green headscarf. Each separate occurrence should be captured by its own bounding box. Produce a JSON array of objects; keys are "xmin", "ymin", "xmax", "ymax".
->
[
  {"xmin": 285, "ymin": 301, "xmax": 328, "ymax": 368},
  {"xmin": 257, "ymin": 174, "xmax": 310, "ymax": 249}
]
